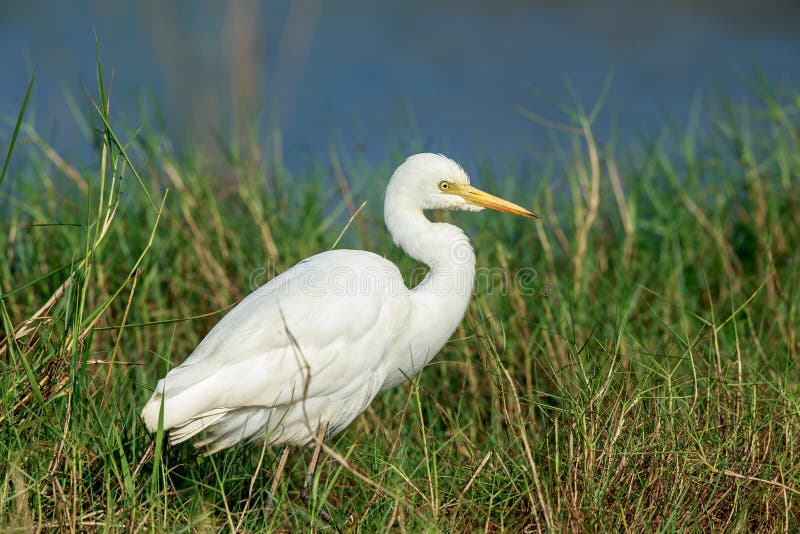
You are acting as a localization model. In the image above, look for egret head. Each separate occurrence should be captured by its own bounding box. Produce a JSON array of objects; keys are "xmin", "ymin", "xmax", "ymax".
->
[{"xmin": 387, "ymin": 153, "xmax": 539, "ymax": 218}]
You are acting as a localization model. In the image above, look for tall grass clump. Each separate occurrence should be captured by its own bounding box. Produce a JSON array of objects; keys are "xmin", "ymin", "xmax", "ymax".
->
[{"xmin": 1, "ymin": 53, "xmax": 799, "ymax": 531}]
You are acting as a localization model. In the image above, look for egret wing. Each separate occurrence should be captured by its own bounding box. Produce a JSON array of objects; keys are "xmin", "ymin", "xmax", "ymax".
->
[{"xmin": 140, "ymin": 249, "xmax": 410, "ymax": 432}]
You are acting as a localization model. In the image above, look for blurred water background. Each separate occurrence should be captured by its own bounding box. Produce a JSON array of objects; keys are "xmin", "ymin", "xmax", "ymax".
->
[{"xmin": 2, "ymin": 0, "xmax": 799, "ymax": 168}]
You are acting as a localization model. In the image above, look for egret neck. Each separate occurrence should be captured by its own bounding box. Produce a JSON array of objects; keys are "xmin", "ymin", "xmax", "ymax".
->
[{"xmin": 383, "ymin": 185, "xmax": 476, "ymax": 378}]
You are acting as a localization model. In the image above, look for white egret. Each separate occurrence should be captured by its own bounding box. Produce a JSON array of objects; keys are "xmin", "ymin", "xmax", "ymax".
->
[{"xmin": 141, "ymin": 153, "xmax": 537, "ymax": 496}]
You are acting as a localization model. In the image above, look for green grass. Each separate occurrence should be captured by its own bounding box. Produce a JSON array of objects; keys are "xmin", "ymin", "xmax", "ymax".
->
[{"xmin": 1, "ymin": 56, "xmax": 799, "ymax": 532}]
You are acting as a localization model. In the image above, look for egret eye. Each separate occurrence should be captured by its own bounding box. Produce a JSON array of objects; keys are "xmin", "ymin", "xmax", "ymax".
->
[{"xmin": 438, "ymin": 181, "xmax": 450, "ymax": 192}]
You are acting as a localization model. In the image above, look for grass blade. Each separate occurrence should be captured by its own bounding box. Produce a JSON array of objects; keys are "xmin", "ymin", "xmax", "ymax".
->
[{"xmin": 0, "ymin": 69, "xmax": 36, "ymax": 188}]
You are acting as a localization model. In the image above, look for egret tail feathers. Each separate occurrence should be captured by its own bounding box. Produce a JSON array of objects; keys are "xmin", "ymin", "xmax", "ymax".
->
[{"xmin": 168, "ymin": 407, "xmax": 232, "ymax": 445}]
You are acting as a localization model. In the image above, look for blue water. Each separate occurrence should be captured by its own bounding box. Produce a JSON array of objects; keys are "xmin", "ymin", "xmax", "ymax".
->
[{"xmin": 2, "ymin": 0, "xmax": 799, "ymax": 167}]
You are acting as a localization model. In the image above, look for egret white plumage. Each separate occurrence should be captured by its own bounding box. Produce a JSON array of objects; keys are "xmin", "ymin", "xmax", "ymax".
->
[{"xmin": 141, "ymin": 153, "xmax": 537, "ymax": 494}]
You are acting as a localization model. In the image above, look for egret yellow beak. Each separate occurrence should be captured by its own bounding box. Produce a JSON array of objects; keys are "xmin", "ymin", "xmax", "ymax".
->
[{"xmin": 449, "ymin": 184, "xmax": 539, "ymax": 219}]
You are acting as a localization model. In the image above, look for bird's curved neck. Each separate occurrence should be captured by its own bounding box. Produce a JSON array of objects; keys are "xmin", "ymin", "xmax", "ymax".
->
[{"xmin": 384, "ymin": 197, "xmax": 476, "ymax": 297}]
